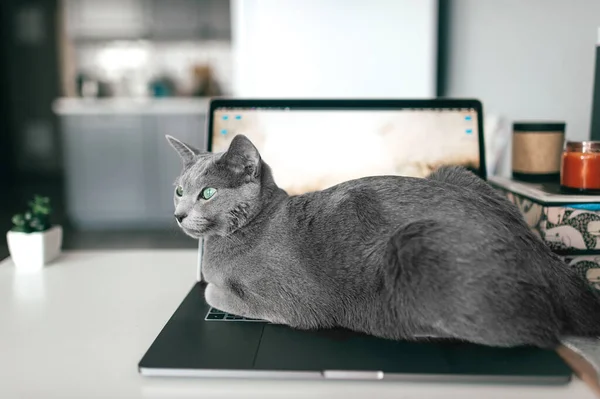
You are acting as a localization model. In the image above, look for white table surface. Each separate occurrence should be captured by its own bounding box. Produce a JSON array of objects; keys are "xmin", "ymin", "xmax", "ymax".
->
[{"xmin": 0, "ymin": 250, "xmax": 596, "ymax": 399}]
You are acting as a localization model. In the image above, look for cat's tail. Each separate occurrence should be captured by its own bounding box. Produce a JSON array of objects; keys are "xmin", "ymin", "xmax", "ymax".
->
[{"xmin": 547, "ymin": 258, "xmax": 600, "ymax": 338}]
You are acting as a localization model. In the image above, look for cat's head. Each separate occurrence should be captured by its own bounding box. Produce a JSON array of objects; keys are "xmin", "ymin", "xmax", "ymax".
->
[{"xmin": 166, "ymin": 134, "xmax": 269, "ymax": 238}]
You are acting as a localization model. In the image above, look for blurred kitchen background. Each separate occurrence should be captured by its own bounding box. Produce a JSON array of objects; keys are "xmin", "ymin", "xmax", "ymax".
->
[
  {"xmin": 0, "ymin": 0, "xmax": 235, "ymax": 256},
  {"xmin": 1, "ymin": 0, "xmax": 600, "ymax": 258}
]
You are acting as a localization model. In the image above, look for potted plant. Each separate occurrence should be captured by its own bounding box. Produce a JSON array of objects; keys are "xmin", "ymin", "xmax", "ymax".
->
[{"xmin": 6, "ymin": 195, "xmax": 62, "ymax": 270}]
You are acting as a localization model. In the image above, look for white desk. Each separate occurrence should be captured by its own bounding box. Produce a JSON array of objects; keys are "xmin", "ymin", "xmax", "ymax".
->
[{"xmin": 0, "ymin": 250, "xmax": 596, "ymax": 399}]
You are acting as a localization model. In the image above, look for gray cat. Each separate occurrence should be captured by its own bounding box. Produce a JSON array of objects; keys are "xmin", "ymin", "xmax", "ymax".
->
[{"xmin": 167, "ymin": 133, "xmax": 600, "ymax": 348}]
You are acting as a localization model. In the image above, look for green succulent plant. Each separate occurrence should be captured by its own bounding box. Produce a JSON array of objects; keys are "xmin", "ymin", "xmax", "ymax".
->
[{"xmin": 11, "ymin": 195, "xmax": 53, "ymax": 233}]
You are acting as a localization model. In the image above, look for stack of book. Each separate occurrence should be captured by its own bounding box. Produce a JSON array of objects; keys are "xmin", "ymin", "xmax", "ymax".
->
[{"xmin": 489, "ymin": 176, "xmax": 600, "ymax": 291}]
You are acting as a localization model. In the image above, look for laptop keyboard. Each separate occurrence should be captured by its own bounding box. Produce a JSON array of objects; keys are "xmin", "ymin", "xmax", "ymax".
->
[{"xmin": 204, "ymin": 307, "xmax": 267, "ymax": 322}]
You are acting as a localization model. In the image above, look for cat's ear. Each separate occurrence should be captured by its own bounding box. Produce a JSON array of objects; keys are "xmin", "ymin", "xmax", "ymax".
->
[
  {"xmin": 166, "ymin": 135, "xmax": 200, "ymax": 166},
  {"xmin": 219, "ymin": 135, "xmax": 261, "ymax": 178}
]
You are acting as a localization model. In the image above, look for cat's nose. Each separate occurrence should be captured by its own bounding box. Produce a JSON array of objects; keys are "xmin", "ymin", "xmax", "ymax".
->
[{"xmin": 174, "ymin": 213, "xmax": 187, "ymax": 223}]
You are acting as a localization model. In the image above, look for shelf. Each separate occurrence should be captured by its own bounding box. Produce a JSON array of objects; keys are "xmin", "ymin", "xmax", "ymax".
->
[{"xmin": 53, "ymin": 97, "xmax": 211, "ymax": 115}]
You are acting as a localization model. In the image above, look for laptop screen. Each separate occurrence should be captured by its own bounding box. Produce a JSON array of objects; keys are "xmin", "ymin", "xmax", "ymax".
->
[{"xmin": 209, "ymin": 101, "xmax": 483, "ymax": 196}]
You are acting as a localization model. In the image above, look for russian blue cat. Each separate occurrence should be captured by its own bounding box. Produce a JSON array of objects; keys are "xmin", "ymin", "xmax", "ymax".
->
[{"xmin": 167, "ymin": 134, "xmax": 600, "ymax": 348}]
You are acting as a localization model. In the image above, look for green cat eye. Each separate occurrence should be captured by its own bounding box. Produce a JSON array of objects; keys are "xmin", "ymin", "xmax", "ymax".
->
[
  {"xmin": 201, "ymin": 187, "xmax": 217, "ymax": 200},
  {"xmin": 175, "ymin": 185, "xmax": 183, "ymax": 197}
]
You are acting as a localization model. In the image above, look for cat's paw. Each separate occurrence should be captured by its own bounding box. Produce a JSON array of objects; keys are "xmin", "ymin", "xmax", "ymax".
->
[
  {"xmin": 205, "ymin": 283, "xmax": 262, "ymax": 319},
  {"xmin": 205, "ymin": 283, "xmax": 293, "ymax": 325},
  {"xmin": 205, "ymin": 283, "xmax": 239, "ymax": 313}
]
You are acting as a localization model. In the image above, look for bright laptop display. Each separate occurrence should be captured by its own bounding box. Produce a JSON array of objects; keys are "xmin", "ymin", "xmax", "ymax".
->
[{"xmin": 208, "ymin": 99, "xmax": 486, "ymax": 195}]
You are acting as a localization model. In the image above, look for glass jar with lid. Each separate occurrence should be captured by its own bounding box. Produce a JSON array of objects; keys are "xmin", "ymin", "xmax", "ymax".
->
[{"xmin": 560, "ymin": 141, "xmax": 600, "ymax": 194}]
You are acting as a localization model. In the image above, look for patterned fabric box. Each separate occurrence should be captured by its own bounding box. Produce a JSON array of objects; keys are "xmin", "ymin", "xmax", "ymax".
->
[
  {"xmin": 489, "ymin": 176, "xmax": 600, "ymax": 253},
  {"xmin": 561, "ymin": 255, "xmax": 600, "ymax": 291},
  {"xmin": 488, "ymin": 177, "xmax": 600, "ymax": 291}
]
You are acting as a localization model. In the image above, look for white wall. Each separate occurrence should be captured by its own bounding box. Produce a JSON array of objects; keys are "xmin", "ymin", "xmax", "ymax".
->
[
  {"xmin": 231, "ymin": 0, "xmax": 438, "ymax": 98},
  {"xmin": 446, "ymin": 0, "xmax": 600, "ymax": 143}
]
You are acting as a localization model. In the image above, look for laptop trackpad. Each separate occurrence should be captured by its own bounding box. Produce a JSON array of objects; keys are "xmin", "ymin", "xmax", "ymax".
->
[
  {"xmin": 138, "ymin": 283, "xmax": 266, "ymax": 371},
  {"xmin": 253, "ymin": 324, "xmax": 452, "ymax": 374}
]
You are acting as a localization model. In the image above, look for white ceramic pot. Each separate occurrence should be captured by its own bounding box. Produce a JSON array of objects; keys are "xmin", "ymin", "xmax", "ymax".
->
[{"xmin": 6, "ymin": 225, "xmax": 63, "ymax": 271}]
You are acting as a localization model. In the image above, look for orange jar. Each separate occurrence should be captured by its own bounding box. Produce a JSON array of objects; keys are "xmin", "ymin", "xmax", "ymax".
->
[{"xmin": 560, "ymin": 141, "xmax": 600, "ymax": 194}]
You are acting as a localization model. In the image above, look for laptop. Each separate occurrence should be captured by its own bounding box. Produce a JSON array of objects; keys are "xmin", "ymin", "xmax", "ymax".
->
[{"xmin": 138, "ymin": 98, "xmax": 572, "ymax": 384}]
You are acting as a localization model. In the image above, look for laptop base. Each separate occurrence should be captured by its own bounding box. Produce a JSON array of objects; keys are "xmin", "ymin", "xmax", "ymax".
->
[{"xmin": 138, "ymin": 283, "xmax": 572, "ymax": 384}]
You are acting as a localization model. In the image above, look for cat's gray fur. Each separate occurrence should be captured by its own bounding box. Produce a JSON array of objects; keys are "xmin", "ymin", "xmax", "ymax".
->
[{"xmin": 167, "ymin": 134, "xmax": 600, "ymax": 348}]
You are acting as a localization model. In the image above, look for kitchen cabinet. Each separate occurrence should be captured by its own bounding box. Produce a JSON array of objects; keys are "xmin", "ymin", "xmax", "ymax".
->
[
  {"xmin": 64, "ymin": 0, "xmax": 148, "ymax": 40},
  {"xmin": 205, "ymin": 0, "xmax": 231, "ymax": 40},
  {"xmin": 64, "ymin": 0, "xmax": 230, "ymax": 41},
  {"xmin": 147, "ymin": 0, "xmax": 230, "ymax": 40},
  {"xmin": 149, "ymin": 0, "xmax": 207, "ymax": 39},
  {"xmin": 58, "ymin": 101, "xmax": 208, "ymax": 230},
  {"xmin": 61, "ymin": 114, "xmax": 148, "ymax": 228}
]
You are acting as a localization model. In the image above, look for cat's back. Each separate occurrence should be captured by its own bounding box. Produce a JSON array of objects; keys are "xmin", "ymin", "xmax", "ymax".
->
[
  {"xmin": 282, "ymin": 172, "xmax": 525, "ymax": 240},
  {"xmin": 295, "ymin": 174, "xmax": 473, "ymax": 219},
  {"xmin": 269, "ymin": 173, "xmax": 515, "ymax": 284}
]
